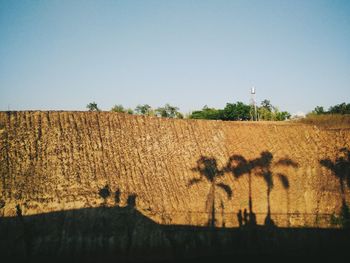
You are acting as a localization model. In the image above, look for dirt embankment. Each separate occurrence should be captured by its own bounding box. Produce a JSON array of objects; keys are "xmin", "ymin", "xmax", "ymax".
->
[{"xmin": 0, "ymin": 111, "xmax": 349, "ymax": 227}]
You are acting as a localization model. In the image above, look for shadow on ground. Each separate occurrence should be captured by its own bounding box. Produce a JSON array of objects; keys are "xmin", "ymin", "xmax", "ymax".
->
[
  {"xmin": 1, "ymin": 202, "xmax": 349, "ymax": 263},
  {"xmin": 1, "ymin": 149, "xmax": 350, "ymax": 263}
]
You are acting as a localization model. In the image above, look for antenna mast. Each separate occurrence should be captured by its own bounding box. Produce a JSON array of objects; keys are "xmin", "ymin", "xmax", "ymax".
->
[{"xmin": 250, "ymin": 87, "xmax": 257, "ymax": 121}]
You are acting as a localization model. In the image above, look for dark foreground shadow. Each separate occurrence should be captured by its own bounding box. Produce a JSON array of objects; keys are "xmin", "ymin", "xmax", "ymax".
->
[
  {"xmin": 1, "ymin": 205, "xmax": 349, "ymax": 263},
  {"xmin": 1, "ymin": 150, "xmax": 349, "ymax": 263}
]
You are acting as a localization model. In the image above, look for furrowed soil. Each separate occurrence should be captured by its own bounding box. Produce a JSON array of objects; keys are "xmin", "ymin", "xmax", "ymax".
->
[{"xmin": 0, "ymin": 111, "xmax": 349, "ymax": 262}]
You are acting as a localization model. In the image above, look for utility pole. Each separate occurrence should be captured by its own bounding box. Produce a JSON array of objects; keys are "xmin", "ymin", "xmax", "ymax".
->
[{"xmin": 250, "ymin": 87, "xmax": 257, "ymax": 121}]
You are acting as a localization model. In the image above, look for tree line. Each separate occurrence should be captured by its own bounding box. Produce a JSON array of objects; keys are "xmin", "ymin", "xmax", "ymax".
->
[
  {"xmin": 189, "ymin": 100, "xmax": 290, "ymax": 121},
  {"xmin": 86, "ymin": 100, "xmax": 291, "ymax": 121},
  {"xmin": 87, "ymin": 102, "xmax": 184, "ymax": 119},
  {"xmin": 310, "ymin": 103, "xmax": 350, "ymax": 115}
]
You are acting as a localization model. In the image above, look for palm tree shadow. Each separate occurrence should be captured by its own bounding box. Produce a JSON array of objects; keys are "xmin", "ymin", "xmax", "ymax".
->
[
  {"xmin": 225, "ymin": 155, "xmax": 256, "ymax": 227},
  {"xmin": 252, "ymin": 151, "xmax": 298, "ymax": 227},
  {"xmin": 320, "ymin": 147, "xmax": 350, "ymax": 228},
  {"xmin": 226, "ymin": 151, "xmax": 298, "ymax": 227},
  {"xmin": 189, "ymin": 156, "xmax": 232, "ymax": 227}
]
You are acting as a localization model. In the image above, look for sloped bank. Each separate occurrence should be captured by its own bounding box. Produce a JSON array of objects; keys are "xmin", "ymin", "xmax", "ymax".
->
[{"xmin": 0, "ymin": 111, "xmax": 349, "ymax": 261}]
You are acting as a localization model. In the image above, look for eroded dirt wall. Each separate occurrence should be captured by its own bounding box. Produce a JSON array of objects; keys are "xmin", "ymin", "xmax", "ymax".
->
[{"xmin": 0, "ymin": 111, "xmax": 349, "ymax": 228}]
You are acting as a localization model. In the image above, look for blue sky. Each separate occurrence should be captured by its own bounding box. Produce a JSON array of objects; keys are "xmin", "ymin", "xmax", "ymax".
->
[{"xmin": 0, "ymin": 0, "xmax": 349, "ymax": 115}]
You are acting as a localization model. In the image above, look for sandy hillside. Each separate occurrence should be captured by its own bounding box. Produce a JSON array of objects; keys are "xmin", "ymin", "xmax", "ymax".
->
[{"xmin": 0, "ymin": 111, "xmax": 349, "ymax": 228}]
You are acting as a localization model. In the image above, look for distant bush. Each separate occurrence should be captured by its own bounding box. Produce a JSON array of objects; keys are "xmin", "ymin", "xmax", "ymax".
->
[
  {"xmin": 111, "ymin": 104, "xmax": 125, "ymax": 113},
  {"xmin": 189, "ymin": 106, "xmax": 224, "ymax": 120},
  {"xmin": 135, "ymin": 104, "xmax": 183, "ymax": 118},
  {"xmin": 329, "ymin": 103, "xmax": 350, "ymax": 114},
  {"xmin": 311, "ymin": 102, "xmax": 350, "ymax": 115},
  {"xmin": 175, "ymin": 112, "xmax": 184, "ymax": 119},
  {"xmin": 86, "ymin": 102, "xmax": 101, "ymax": 112},
  {"xmin": 126, "ymin": 108, "xmax": 134, "ymax": 115},
  {"xmin": 135, "ymin": 104, "xmax": 153, "ymax": 115},
  {"xmin": 155, "ymin": 104, "xmax": 180, "ymax": 118}
]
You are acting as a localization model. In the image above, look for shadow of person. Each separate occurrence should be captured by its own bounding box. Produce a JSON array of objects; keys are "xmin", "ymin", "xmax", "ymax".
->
[
  {"xmin": 16, "ymin": 204, "xmax": 22, "ymax": 218},
  {"xmin": 127, "ymin": 194, "xmax": 137, "ymax": 208},
  {"xmin": 243, "ymin": 208, "xmax": 248, "ymax": 226},
  {"xmin": 249, "ymin": 211, "xmax": 257, "ymax": 227},
  {"xmin": 237, "ymin": 209, "xmax": 243, "ymax": 227},
  {"xmin": 115, "ymin": 189, "xmax": 121, "ymax": 204},
  {"xmin": 99, "ymin": 185, "xmax": 111, "ymax": 206}
]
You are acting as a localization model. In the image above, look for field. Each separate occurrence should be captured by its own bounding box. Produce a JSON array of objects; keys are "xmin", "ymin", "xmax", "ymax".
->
[{"xmin": 0, "ymin": 111, "xmax": 350, "ymax": 261}]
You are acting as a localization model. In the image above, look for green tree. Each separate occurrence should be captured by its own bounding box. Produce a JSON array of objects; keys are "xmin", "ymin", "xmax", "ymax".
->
[
  {"xmin": 258, "ymin": 100, "xmax": 273, "ymax": 120},
  {"xmin": 166, "ymin": 104, "xmax": 180, "ymax": 118},
  {"xmin": 155, "ymin": 106, "xmax": 168, "ymax": 117},
  {"xmin": 86, "ymin": 102, "xmax": 100, "ymax": 112},
  {"xmin": 188, "ymin": 100, "xmax": 289, "ymax": 121},
  {"xmin": 270, "ymin": 107, "xmax": 291, "ymax": 121},
  {"xmin": 189, "ymin": 106, "xmax": 223, "ymax": 120},
  {"xmin": 258, "ymin": 107, "xmax": 272, "ymax": 120},
  {"xmin": 126, "ymin": 108, "xmax": 134, "ymax": 115},
  {"xmin": 223, "ymin": 102, "xmax": 251, "ymax": 120},
  {"xmin": 275, "ymin": 111, "xmax": 291, "ymax": 121},
  {"xmin": 156, "ymin": 104, "xmax": 181, "ymax": 118},
  {"xmin": 329, "ymin": 103, "xmax": 350, "ymax": 114},
  {"xmin": 313, "ymin": 106, "xmax": 325, "ymax": 115},
  {"xmin": 135, "ymin": 104, "xmax": 152, "ymax": 115},
  {"xmin": 176, "ymin": 112, "xmax": 184, "ymax": 119},
  {"xmin": 111, "ymin": 104, "xmax": 125, "ymax": 113},
  {"xmin": 261, "ymin": 99, "xmax": 273, "ymax": 111},
  {"xmin": 258, "ymin": 100, "xmax": 290, "ymax": 121}
]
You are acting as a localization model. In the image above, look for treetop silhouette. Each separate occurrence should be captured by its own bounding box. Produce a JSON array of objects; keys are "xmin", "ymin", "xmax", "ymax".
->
[
  {"xmin": 320, "ymin": 147, "xmax": 350, "ymax": 228},
  {"xmin": 189, "ymin": 156, "xmax": 232, "ymax": 227}
]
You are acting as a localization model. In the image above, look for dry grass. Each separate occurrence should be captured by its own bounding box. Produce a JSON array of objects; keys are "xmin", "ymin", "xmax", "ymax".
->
[{"xmin": 296, "ymin": 114, "xmax": 350, "ymax": 129}]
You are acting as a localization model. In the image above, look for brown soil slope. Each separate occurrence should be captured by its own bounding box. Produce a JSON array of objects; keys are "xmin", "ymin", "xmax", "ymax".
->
[{"xmin": 1, "ymin": 111, "xmax": 349, "ymax": 228}]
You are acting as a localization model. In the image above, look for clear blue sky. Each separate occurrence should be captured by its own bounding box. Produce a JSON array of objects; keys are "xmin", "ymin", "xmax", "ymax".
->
[{"xmin": 1, "ymin": 0, "xmax": 349, "ymax": 115}]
